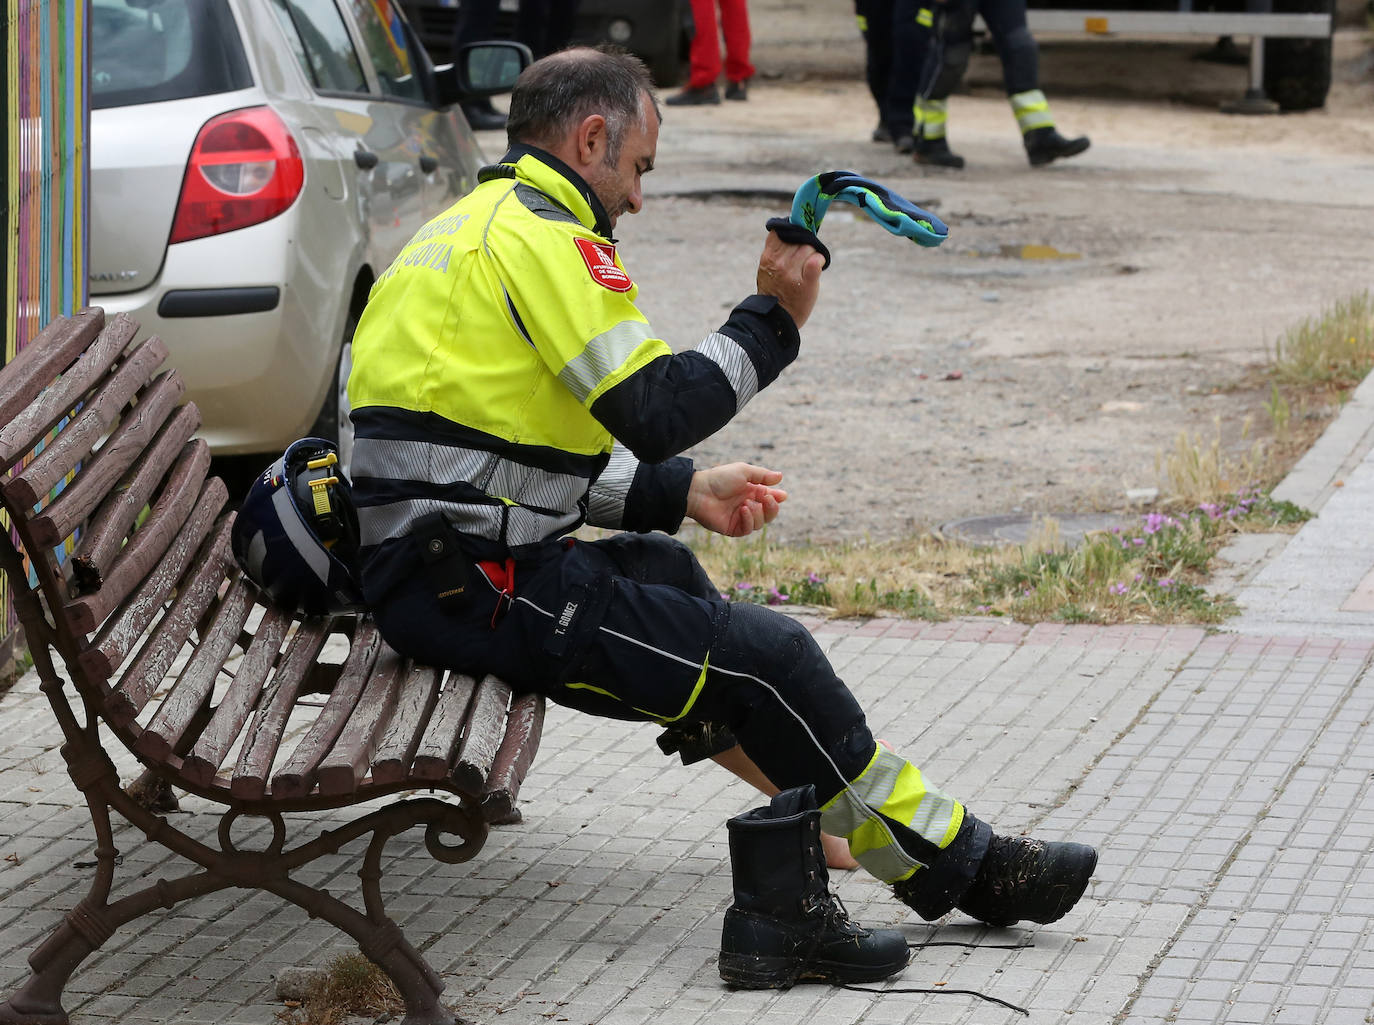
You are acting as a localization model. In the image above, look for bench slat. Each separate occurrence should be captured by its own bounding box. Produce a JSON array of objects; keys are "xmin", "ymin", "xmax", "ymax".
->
[
  {"xmin": 68, "ymin": 407, "xmax": 203, "ymax": 579},
  {"xmin": 74, "ymin": 477, "xmax": 226, "ymax": 671},
  {"xmin": 0, "ymin": 307, "xmax": 104, "ymax": 430},
  {"xmin": 0, "ymin": 314, "xmax": 138, "ymax": 470},
  {"xmin": 70, "ymin": 437, "xmax": 211, "ymax": 600},
  {"xmin": 26, "ymin": 375, "xmax": 190, "ymax": 549},
  {"xmin": 317, "ymin": 645, "xmax": 405, "ymax": 797},
  {"xmin": 106, "ymin": 516, "xmax": 235, "ymax": 727},
  {"xmin": 231, "ymin": 619, "xmax": 331, "ymax": 800},
  {"xmin": 271, "ymin": 622, "xmax": 384, "ymax": 799},
  {"xmin": 182, "ymin": 607, "xmax": 292, "ymax": 788},
  {"xmin": 481, "ymin": 693, "xmax": 545, "ymax": 823},
  {"xmin": 135, "ymin": 574, "xmax": 256, "ymax": 763},
  {"xmin": 451, "ymin": 674, "xmax": 511, "ymax": 795},
  {"xmin": 371, "ymin": 664, "xmax": 442, "ymax": 785},
  {"xmin": 411, "ymin": 672, "xmax": 478, "ymax": 781},
  {"xmin": 2, "ymin": 337, "xmax": 169, "ymax": 509}
]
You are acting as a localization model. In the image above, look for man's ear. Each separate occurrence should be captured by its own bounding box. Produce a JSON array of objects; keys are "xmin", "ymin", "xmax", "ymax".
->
[{"xmin": 577, "ymin": 114, "xmax": 609, "ymax": 166}]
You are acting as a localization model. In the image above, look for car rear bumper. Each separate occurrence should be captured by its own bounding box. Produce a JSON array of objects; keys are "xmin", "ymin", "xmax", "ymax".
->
[
  {"xmin": 158, "ymin": 286, "xmax": 281, "ymax": 318},
  {"xmin": 93, "ymin": 215, "xmax": 340, "ymax": 456}
]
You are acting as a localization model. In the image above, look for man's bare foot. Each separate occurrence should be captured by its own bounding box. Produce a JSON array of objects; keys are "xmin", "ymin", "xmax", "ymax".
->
[{"xmin": 822, "ymin": 830, "xmax": 860, "ymax": 871}]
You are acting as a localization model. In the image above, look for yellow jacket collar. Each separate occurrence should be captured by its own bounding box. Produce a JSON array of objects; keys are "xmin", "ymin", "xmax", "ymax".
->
[{"xmin": 481, "ymin": 144, "xmax": 616, "ymax": 240}]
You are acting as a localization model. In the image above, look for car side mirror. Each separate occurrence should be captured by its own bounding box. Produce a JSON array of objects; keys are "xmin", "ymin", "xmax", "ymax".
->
[{"xmin": 433, "ymin": 41, "xmax": 532, "ymax": 108}]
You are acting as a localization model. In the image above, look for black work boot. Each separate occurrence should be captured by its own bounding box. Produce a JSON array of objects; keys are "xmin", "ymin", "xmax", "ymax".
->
[
  {"xmin": 720, "ymin": 786, "xmax": 910, "ymax": 989},
  {"xmin": 955, "ymin": 833, "xmax": 1098, "ymax": 927},
  {"xmin": 665, "ymin": 83, "xmax": 721, "ymax": 106},
  {"xmin": 1024, "ymin": 127, "xmax": 1091, "ymax": 167},
  {"xmin": 914, "ymin": 136, "xmax": 966, "ymax": 169}
]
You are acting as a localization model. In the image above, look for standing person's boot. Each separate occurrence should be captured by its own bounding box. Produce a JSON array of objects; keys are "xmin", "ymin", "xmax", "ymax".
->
[
  {"xmin": 914, "ymin": 135, "xmax": 965, "ymax": 168},
  {"xmin": 912, "ymin": 97, "xmax": 963, "ymax": 167},
  {"xmin": 1023, "ymin": 126, "xmax": 1091, "ymax": 167},
  {"xmin": 719, "ymin": 786, "xmax": 910, "ymax": 989},
  {"xmin": 665, "ymin": 83, "xmax": 721, "ymax": 106},
  {"xmin": 1010, "ymin": 89, "xmax": 1089, "ymax": 167},
  {"xmin": 893, "ymin": 831, "xmax": 1097, "ymax": 927}
]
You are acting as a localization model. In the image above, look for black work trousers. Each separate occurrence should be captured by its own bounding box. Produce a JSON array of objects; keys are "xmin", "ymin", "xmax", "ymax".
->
[
  {"xmin": 921, "ymin": 0, "xmax": 1040, "ymax": 102},
  {"xmin": 855, "ymin": 0, "xmax": 896, "ymax": 118},
  {"xmin": 372, "ymin": 530, "xmax": 987, "ymax": 914}
]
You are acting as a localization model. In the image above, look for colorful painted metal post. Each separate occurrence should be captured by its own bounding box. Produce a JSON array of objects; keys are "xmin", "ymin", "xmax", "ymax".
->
[{"xmin": 2, "ymin": 0, "xmax": 89, "ymax": 676}]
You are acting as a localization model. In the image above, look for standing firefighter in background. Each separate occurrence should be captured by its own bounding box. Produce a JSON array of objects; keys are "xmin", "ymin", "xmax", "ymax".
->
[
  {"xmin": 907, "ymin": 0, "xmax": 1090, "ymax": 167},
  {"xmin": 855, "ymin": 0, "xmax": 897, "ymax": 143},
  {"xmin": 346, "ymin": 46, "xmax": 1098, "ymax": 987}
]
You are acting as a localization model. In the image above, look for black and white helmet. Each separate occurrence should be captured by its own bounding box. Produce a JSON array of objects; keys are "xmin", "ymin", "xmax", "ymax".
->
[{"xmin": 230, "ymin": 437, "xmax": 364, "ymax": 615}]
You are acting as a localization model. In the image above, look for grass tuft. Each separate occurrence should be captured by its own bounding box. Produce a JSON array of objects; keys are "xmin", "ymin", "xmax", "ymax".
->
[
  {"xmin": 687, "ymin": 489, "xmax": 1308, "ymax": 627},
  {"xmin": 1269, "ymin": 291, "xmax": 1374, "ymax": 392},
  {"xmin": 1157, "ymin": 416, "xmax": 1266, "ymax": 509},
  {"xmin": 276, "ymin": 954, "xmax": 404, "ymax": 1025}
]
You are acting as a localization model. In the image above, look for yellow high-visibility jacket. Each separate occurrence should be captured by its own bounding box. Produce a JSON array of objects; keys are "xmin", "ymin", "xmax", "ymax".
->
[{"xmin": 347, "ymin": 146, "xmax": 799, "ymax": 602}]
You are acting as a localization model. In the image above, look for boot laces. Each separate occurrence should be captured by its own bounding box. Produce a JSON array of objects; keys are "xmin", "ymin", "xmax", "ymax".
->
[{"xmin": 800, "ymin": 875, "xmax": 865, "ymax": 938}]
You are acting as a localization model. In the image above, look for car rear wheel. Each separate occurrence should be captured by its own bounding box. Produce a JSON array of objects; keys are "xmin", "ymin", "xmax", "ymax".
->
[
  {"xmin": 637, "ymin": 0, "xmax": 690, "ymax": 86},
  {"xmin": 308, "ymin": 310, "xmax": 357, "ymax": 474},
  {"xmin": 1262, "ymin": 0, "xmax": 1334, "ymax": 110}
]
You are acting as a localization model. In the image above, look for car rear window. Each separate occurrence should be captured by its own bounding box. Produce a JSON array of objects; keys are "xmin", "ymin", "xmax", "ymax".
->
[{"xmin": 91, "ymin": 0, "xmax": 252, "ymax": 109}]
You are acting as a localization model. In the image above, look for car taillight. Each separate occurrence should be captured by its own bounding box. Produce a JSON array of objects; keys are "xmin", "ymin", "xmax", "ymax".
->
[{"xmin": 168, "ymin": 106, "xmax": 305, "ymax": 245}]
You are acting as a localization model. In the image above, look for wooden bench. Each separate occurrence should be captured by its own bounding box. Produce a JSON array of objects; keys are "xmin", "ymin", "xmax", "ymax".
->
[{"xmin": 0, "ymin": 309, "xmax": 545, "ymax": 1025}]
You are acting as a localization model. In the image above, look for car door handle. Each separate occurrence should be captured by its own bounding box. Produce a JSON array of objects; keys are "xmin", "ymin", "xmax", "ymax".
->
[
  {"xmin": 354, "ymin": 149, "xmax": 379, "ymax": 170},
  {"xmin": 419, "ymin": 155, "xmax": 439, "ymax": 174}
]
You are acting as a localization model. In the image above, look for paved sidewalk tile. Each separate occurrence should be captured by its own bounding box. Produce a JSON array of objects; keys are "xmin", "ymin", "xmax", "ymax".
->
[
  {"xmin": 3, "ymin": 623, "xmax": 1204, "ymax": 1025},
  {"xmin": 1044, "ymin": 634, "xmax": 1374, "ymax": 1025},
  {"xmin": 5, "ymin": 623, "xmax": 1372, "ymax": 1025}
]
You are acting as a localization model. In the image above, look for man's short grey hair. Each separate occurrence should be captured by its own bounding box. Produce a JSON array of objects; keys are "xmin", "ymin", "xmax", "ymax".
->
[{"xmin": 506, "ymin": 46, "xmax": 660, "ymax": 165}]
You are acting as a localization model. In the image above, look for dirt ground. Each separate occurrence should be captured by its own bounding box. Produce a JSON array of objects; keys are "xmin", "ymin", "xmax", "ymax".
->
[{"xmin": 609, "ymin": 0, "xmax": 1374, "ymax": 544}]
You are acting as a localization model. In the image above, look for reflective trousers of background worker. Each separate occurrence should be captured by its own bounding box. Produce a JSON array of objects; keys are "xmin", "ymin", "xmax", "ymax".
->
[
  {"xmin": 685, "ymin": 0, "xmax": 756, "ymax": 90},
  {"xmin": 912, "ymin": 0, "xmax": 1046, "ymax": 134},
  {"xmin": 887, "ymin": 0, "xmax": 1039, "ymax": 144},
  {"xmin": 372, "ymin": 530, "xmax": 991, "ymax": 918}
]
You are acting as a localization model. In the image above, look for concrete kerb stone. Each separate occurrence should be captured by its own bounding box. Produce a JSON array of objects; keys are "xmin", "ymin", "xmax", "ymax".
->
[
  {"xmin": 1220, "ymin": 368, "xmax": 1374, "ymax": 634},
  {"xmin": 3, "ymin": 621, "xmax": 1208, "ymax": 1024}
]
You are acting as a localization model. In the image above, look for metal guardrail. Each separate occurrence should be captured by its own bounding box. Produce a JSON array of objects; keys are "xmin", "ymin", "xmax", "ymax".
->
[{"xmin": 1023, "ymin": 10, "xmax": 1332, "ymax": 38}]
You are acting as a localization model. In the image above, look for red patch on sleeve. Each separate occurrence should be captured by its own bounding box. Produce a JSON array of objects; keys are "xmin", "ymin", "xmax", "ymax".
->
[{"xmin": 574, "ymin": 237, "xmax": 633, "ymax": 293}]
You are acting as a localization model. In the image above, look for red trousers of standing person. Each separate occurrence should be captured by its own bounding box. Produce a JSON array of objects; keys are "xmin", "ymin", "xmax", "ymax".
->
[{"xmin": 686, "ymin": 0, "xmax": 755, "ymax": 89}]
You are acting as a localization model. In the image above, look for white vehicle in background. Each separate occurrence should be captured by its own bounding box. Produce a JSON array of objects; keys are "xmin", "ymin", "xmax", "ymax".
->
[{"xmin": 88, "ymin": 0, "xmax": 527, "ymax": 473}]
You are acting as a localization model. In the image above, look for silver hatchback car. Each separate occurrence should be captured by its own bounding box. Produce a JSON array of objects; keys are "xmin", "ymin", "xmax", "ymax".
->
[{"xmin": 89, "ymin": 0, "xmax": 523, "ymax": 465}]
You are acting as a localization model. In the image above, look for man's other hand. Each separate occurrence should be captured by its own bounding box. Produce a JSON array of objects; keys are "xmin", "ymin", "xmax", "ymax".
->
[
  {"xmin": 757, "ymin": 231, "xmax": 825, "ymax": 329},
  {"xmin": 687, "ymin": 463, "xmax": 787, "ymax": 537}
]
